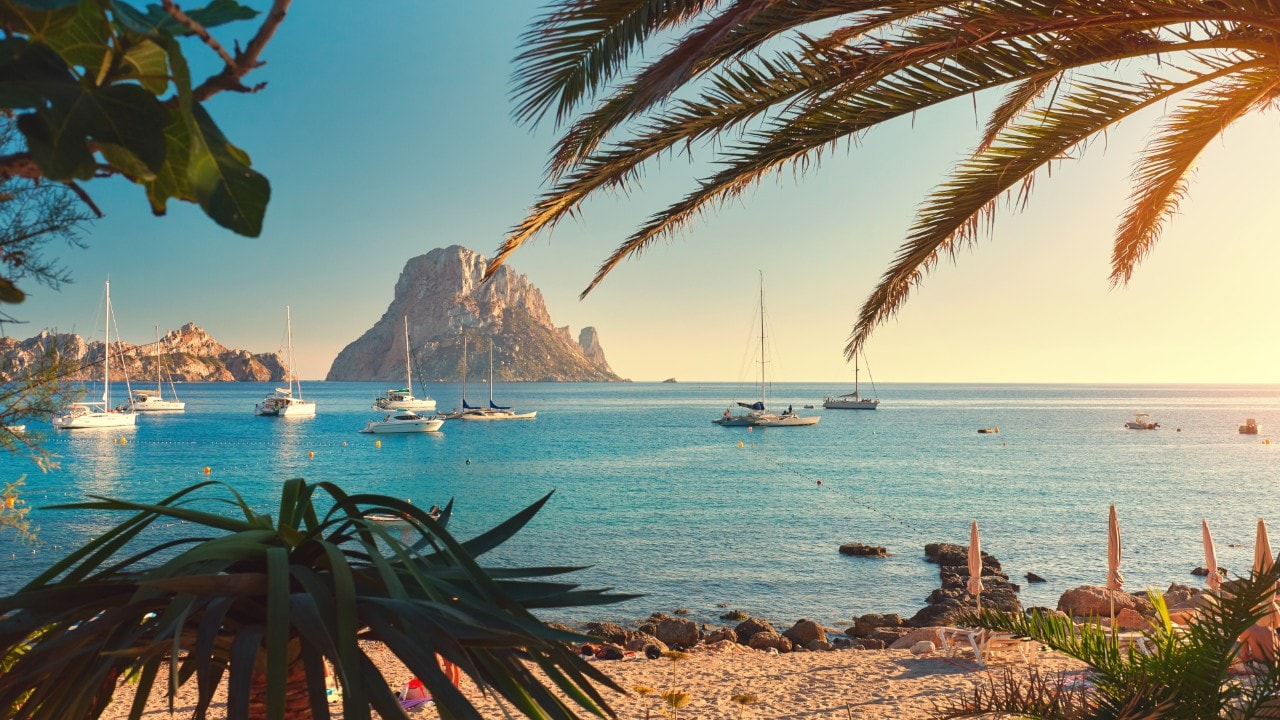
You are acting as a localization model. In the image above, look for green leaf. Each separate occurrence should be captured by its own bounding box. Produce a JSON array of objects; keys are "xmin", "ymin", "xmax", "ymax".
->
[
  {"xmin": 20, "ymin": 80, "xmax": 167, "ymax": 180},
  {"xmin": 0, "ymin": 278, "xmax": 26, "ymax": 303},
  {"xmin": 0, "ymin": 0, "xmax": 81, "ymax": 41},
  {"xmin": 39, "ymin": 0, "xmax": 109, "ymax": 73},
  {"xmin": 97, "ymin": 140, "xmax": 157, "ymax": 181},
  {"xmin": 142, "ymin": 105, "xmax": 191, "ymax": 213},
  {"xmin": 0, "ymin": 38, "xmax": 78, "ymax": 110},
  {"xmin": 118, "ymin": 37, "xmax": 169, "ymax": 94},
  {"xmin": 112, "ymin": 0, "xmax": 257, "ymax": 36},
  {"xmin": 184, "ymin": 103, "xmax": 269, "ymax": 236}
]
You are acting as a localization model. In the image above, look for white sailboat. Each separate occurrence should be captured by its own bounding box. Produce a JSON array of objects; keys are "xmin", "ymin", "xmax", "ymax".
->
[
  {"xmin": 53, "ymin": 281, "xmax": 138, "ymax": 429},
  {"xmin": 130, "ymin": 326, "xmax": 185, "ymax": 411},
  {"xmin": 373, "ymin": 316, "xmax": 436, "ymax": 412},
  {"xmin": 254, "ymin": 306, "xmax": 316, "ymax": 417},
  {"xmin": 713, "ymin": 275, "xmax": 818, "ymax": 428},
  {"xmin": 823, "ymin": 354, "xmax": 879, "ymax": 410},
  {"xmin": 457, "ymin": 339, "xmax": 536, "ymax": 421}
]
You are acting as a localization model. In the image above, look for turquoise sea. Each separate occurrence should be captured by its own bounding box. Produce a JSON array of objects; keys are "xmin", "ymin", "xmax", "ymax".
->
[{"xmin": 1, "ymin": 382, "xmax": 1278, "ymax": 628}]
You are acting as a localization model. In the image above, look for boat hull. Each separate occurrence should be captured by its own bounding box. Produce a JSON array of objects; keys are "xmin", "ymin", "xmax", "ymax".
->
[
  {"xmin": 255, "ymin": 399, "xmax": 316, "ymax": 417},
  {"xmin": 714, "ymin": 413, "xmax": 819, "ymax": 427},
  {"xmin": 53, "ymin": 410, "xmax": 137, "ymax": 429},
  {"xmin": 131, "ymin": 399, "xmax": 186, "ymax": 412},
  {"xmin": 822, "ymin": 398, "xmax": 879, "ymax": 410},
  {"xmin": 458, "ymin": 410, "xmax": 536, "ymax": 421},
  {"xmin": 372, "ymin": 397, "xmax": 437, "ymax": 412},
  {"xmin": 359, "ymin": 417, "xmax": 444, "ymax": 433}
]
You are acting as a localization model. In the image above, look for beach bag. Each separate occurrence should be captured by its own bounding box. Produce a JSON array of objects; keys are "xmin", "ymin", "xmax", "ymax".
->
[{"xmin": 399, "ymin": 677, "xmax": 431, "ymax": 710}]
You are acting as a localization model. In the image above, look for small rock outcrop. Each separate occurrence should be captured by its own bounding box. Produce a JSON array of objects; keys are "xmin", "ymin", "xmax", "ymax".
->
[
  {"xmin": 1056, "ymin": 585, "xmax": 1152, "ymax": 618},
  {"xmin": 654, "ymin": 617, "xmax": 700, "ymax": 649},
  {"xmin": 733, "ymin": 617, "xmax": 776, "ymax": 646},
  {"xmin": 782, "ymin": 620, "xmax": 826, "ymax": 647},
  {"xmin": 839, "ymin": 543, "xmax": 888, "ymax": 557},
  {"xmin": 327, "ymin": 246, "xmax": 623, "ymax": 382},
  {"xmin": 908, "ymin": 542, "xmax": 1021, "ymax": 627}
]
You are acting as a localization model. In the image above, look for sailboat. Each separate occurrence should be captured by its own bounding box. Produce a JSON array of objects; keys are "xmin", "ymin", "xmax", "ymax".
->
[
  {"xmin": 373, "ymin": 316, "xmax": 436, "ymax": 412},
  {"xmin": 823, "ymin": 354, "xmax": 880, "ymax": 410},
  {"xmin": 713, "ymin": 275, "xmax": 818, "ymax": 428},
  {"xmin": 52, "ymin": 281, "xmax": 138, "ymax": 429},
  {"xmin": 254, "ymin": 306, "xmax": 316, "ymax": 417},
  {"xmin": 457, "ymin": 339, "xmax": 536, "ymax": 421},
  {"xmin": 130, "ymin": 326, "xmax": 185, "ymax": 411}
]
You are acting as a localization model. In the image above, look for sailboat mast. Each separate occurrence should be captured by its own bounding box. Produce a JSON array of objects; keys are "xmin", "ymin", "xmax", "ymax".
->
[
  {"xmin": 758, "ymin": 273, "xmax": 766, "ymax": 408},
  {"xmin": 155, "ymin": 325, "xmax": 162, "ymax": 394},
  {"xmin": 286, "ymin": 306, "xmax": 302, "ymax": 400},
  {"xmin": 460, "ymin": 335, "xmax": 467, "ymax": 404},
  {"xmin": 103, "ymin": 281, "xmax": 111, "ymax": 407},
  {"xmin": 403, "ymin": 316, "xmax": 412, "ymax": 390},
  {"xmin": 855, "ymin": 355, "xmax": 860, "ymax": 395},
  {"xmin": 489, "ymin": 340, "xmax": 495, "ymax": 404}
]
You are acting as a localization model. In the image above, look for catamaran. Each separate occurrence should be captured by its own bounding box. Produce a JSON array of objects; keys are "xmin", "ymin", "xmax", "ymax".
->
[
  {"xmin": 52, "ymin": 281, "xmax": 138, "ymax": 429},
  {"xmin": 373, "ymin": 316, "xmax": 436, "ymax": 412},
  {"xmin": 130, "ymin": 326, "xmax": 185, "ymax": 411},
  {"xmin": 713, "ymin": 274, "xmax": 818, "ymax": 428},
  {"xmin": 254, "ymin": 306, "xmax": 316, "ymax": 417},
  {"xmin": 453, "ymin": 338, "xmax": 536, "ymax": 421}
]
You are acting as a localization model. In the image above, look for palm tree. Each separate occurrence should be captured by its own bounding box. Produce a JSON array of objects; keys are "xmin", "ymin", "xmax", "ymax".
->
[
  {"xmin": 499, "ymin": 0, "xmax": 1276, "ymax": 357},
  {"xmin": 937, "ymin": 571, "xmax": 1280, "ymax": 719},
  {"xmin": 0, "ymin": 479, "xmax": 633, "ymax": 720}
]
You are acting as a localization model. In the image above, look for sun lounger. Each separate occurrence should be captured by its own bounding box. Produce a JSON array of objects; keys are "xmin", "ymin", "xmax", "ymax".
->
[{"xmin": 937, "ymin": 626, "xmax": 1039, "ymax": 668}]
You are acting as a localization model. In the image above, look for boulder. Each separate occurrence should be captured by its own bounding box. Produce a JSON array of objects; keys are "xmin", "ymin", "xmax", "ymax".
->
[
  {"xmin": 1026, "ymin": 572, "xmax": 1047, "ymax": 583},
  {"xmin": 889, "ymin": 628, "xmax": 952, "ymax": 650},
  {"xmin": 806, "ymin": 639, "xmax": 835, "ymax": 652},
  {"xmin": 852, "ymin": 613, "xmax": 904, "ymax": 638},
  {"xmin": 747, "ymin": 631, "xmax": 793, "ymax": 653},
  {"xmin": 674, "ymin": 608, "xmax": 692, "ymax": 615},
  {"xmin": 1163, "ymin": 583, "xmax": 1201, "ymax": 608},
  {"xmin": 691, "ymin": 639, "xmax": 748, "ymax": 654},
  {"xmin": 584, "ymin": 622, "xmax": 627, "ymax": 644},
  {"xmin": 839, "ymin": 543, "xmax": 888, "ymax": 557},
  {"xmin": 867, "ymin": 627, "xmax": 912, "ymax": 646},
  {"xmin": 907, "ymin": 599, "xmax": 966, "ymax": 628},
  {"xmin": 1114, "ymin": 607, "xmax": 1146, "ymax": 630},
  {"xmin": 1057, "ymin": 585, "xmax": 1144, "ymax": 617},
  {"xmin": 925, "ymin": 543, "xmax": 1003, "ymax": 573},
  {"xmin": 623, "ymin": 633, "xmax": 667, "ymax": 654},
  {"xmin": 720, "ymin": 609, "xmax": 750, "ymax": 621},
  {"xmin": 655, "ymin": 617, "xmax": 700, "ymax": 649},
  {"xmin": 733, "ymin": 617, "xmax": 776, "ymax": 645},
  {"xmin": 638, "ymin": 622, "xmax": 657, "ymax": 636},
  {"xmin": 704, "ymin": 628, "xmax": 737, "ymax": 645},
  {"xmin": 911, "ymin": 641, "xmax": 936, "ymax": 655},
  {"xmin": 857, "ymin": 638, "xmax": 886, "ymax": 650},
  {"xmin": 782, "ymin": 619, "xmax": 826, "ymax": 647}
]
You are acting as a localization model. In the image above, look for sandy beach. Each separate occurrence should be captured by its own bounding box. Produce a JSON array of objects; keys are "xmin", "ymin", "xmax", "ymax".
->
[{"xmin": 100, "ymin": 639, "xmax": 1085, "ymax": 720}]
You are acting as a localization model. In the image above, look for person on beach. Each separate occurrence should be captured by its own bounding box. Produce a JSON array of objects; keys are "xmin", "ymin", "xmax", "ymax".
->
[{"xmin": 1235, "ymin": 623, "xmax": 1278, "ymax": 671}]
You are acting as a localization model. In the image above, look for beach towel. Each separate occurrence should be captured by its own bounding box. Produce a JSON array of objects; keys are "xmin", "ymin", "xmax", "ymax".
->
[{"xmin": 399, "ymin": 677, "xmax": 432, "ymax": 710}]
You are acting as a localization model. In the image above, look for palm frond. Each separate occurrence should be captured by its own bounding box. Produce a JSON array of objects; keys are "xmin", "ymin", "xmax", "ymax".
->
[{"xmin": 1112, "ymin": 66, "xmax": 1280, "ymax": 285}]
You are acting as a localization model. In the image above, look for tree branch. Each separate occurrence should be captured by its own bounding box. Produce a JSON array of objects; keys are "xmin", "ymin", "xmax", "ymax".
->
[
  {"xmin": 192, "ymin": 0, "xmax": 292, "ymax": 102},
  {"xmin": 161, "ymin": 0, "xmax": 237, "ymax": 69}
]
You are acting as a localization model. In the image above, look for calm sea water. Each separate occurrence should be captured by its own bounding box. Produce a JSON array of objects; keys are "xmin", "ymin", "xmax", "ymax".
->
[{"xmin": 1, "ymin": 382, "xmax": 1278, "ymax": 629}]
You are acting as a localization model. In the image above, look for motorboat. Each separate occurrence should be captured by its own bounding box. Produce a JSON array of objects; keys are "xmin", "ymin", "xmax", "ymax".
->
[
  {"xmin": 372, "ymin": 317, "xmax": 436, "ymax": 412},
  {"xmin": 978, "ymin": 427, "xmax": 1000, "ymax": 434},
  {"xmin": 713, "ymin": 274, "xmax": 818, "ymax": 428},
  {"xmin": 453, "ymin": 338, "xmax": 537, "ymax": 421},
  {"xmin": 255, "ymin": 306, "xmax": 316, "ymax": 417},
  {"xmin": 130, "ymin": 326, "xmax": 185, "ymax": 411},
  {"xmin": 53, "ymin": 281, "xmax": 138, "ymax": 430},
  {"xmin": 823, "ymin": 355, "xmax": 879, "ymax": 410},
  {"xmin": 1240, "ymin": 418, "xmax": 1260, "ymax": 435},
  {"xmin": 359, "ymin": 411, "xmax": 444, "ymax": 434},
  {"xmin": 1124, "ymin": 413, "xmax": 1159, "ymax": 430}
]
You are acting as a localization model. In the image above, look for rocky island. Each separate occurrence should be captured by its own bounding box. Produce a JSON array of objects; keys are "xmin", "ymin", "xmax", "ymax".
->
[
  {"xmin": 326, "ymin": 245, "xmax": 622, "ymax": 382},
  {"xmin": 0, "ymin": 324, "xmax": 285, "ymax": 382}
]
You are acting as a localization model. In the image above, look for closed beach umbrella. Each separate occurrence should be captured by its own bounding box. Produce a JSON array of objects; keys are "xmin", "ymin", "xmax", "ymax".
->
[
  {"xmin": 1202, "ymin": 519, "xmax": 1222, "ymax": 593},
  {"xmin": 1107, "ymin": 505, "xmax": 1123, "ymax": 629},
  {"xmin": 1253, "ymin": 519, "xmax": 1280, "ymax": 628},
  {"xmin": 968, "ymin": 520, "xmax": 985, "ymax": 611}
]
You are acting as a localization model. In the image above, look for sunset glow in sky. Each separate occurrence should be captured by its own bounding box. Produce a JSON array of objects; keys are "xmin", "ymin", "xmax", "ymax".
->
[{"xmin": 7, "ymin": 3, "xmax": 1280, "ymax": 384}]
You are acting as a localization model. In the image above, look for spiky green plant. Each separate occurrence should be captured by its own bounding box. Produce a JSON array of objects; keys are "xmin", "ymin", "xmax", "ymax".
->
[
  {"xmin": 0, "ymin": 479, "xmax": 636, "ymax": 720},
  {"xmin": 936, "ymin": 570, "xmax": 1280, "ymax": 719},
  {"xmin": 501, "ymin": 0, "xmax": 1280, "ymax": 357}
]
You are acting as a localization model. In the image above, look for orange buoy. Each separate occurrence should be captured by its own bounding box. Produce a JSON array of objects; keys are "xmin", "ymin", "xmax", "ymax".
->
[
  {"xmin": 308, "ymin": 451, "xmax": 315, "ymax": 459},
  {"xmin": 375, "ymin": 440, "xmax": 382, "ymax": 448},
  {"xmin": 203, "ymin": 466, "xmax": 211, "ymax": 474}
]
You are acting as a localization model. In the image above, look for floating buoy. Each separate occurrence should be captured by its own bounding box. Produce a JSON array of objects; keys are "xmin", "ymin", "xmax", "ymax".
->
[
  {"xmin": 5, "ymin": 496, "xmax": 14, "ymax": 508},
  {"xmin": 375, "ymin": 440, "xmax": 382, "ymax": 448},
  {"xmin": 465, "ymin": 458, "xmax": 471, "ymax": 465},
  {"xmin": 342, "ymin": 441, "xmax": 348, "ymax": 446},
  {"xmin": 737, "ymin": 441, "xmax": 743, "ymax": 448},
  {"xmin": 203, "ymin": 466, "xmax": 211, "ymax": 475},
  {"xmin": 816, "ymin": 480, "xmax": 822, "ymax": 486},
  {"xmin": 118, "ymin": 437, "xmax": 127, "ymax": 445},
  {"xmin": 748, "ymin": 426, "xmax": 753, "ymax": 432},
  {"xmin": 308, "ymin": 451, "xmax": 315, "ymax": 459}
]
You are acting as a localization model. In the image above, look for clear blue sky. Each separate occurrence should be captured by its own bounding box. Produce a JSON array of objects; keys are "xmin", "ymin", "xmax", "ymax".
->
[{"xmin": 8, "ymin": 3, "xmax": 1280, "ymax": 383}]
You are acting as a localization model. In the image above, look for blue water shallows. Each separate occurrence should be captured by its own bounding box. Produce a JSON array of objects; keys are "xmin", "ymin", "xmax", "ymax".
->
[{"xmin": 1, "ymin": 381, "xmax": 1277, "ymax": 628}]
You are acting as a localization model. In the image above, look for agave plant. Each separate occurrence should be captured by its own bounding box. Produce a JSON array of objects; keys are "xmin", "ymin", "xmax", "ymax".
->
[
  {"xmin": 0, "ymin": 479, "xmax": 633, "ymax": 720},
  {"xmin": 937, "ymin": 570, "xmax": 1280, "ymax": 719}
]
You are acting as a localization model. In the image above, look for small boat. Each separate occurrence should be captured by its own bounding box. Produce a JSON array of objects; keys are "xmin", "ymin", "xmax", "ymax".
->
[
  {"xmin": 1125, "ymin": 413, "xmax": 1159, "ymax": 430},
  {"xmin": 367, "ymin": 504, "xmax": 444, "ymax": 525},
  {"xmin": 5, "ymin": 425, "xmax": 25, "ymax": 435},
  {"xmin": 255, "ymin": 306, "xmax": 316, "ymax": 417},
  {"xmin": 823, "ymin": 355, "xmax": 879, "ymax": 410},
  {"xmin": 454, "ymin": 339, "xmax": 537, "ymax": 421},
  {"xmin": 359, "ymin": 411, "xmax": 444, "ymax": 434},
  {"xmin": 1240, "ymin": 418, "xmax": 1260, "ymax": 435},
  {"xmin": 373, "ymin": 317, "xmax": 436, "ymax": 412},
  {"xmin": 977, "ymin": 427, "xmax": 999, "ymax": 434},
  {"xmin": 53, "ymin": 281, "xmax": 138, "ymax": 430},
  {"xmin": 713, "ymin": 274, "xmax": 818, "ymax": 428},
  {"xmin": 130, "ymin": 326, "xmax": 185, "ymax": 411}
]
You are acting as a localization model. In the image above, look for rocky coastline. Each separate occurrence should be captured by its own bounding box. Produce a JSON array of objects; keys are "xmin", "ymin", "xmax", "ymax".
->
[{"xmin": 564, "ymin": 540, "xmax": 1209, "ymax": 661}]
